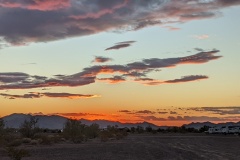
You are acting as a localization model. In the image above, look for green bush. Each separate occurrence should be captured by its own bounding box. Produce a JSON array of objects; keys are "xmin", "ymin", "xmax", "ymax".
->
[{"xmin": 63, "ymin": 119, "xmax": 85, "ymax": 143}]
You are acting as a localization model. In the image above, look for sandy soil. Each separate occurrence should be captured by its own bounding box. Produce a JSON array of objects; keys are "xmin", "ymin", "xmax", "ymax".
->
[{"xmin": 1, "ymin": 133, "xmax": 239, "ymax": 160}]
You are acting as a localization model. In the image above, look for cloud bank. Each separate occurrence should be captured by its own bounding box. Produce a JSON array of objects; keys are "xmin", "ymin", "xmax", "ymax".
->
[
  {"xmin": 0, "ymin": 50, "xmax": 221, "ymax": 90},
  {"xmin": 0, "ymin": 0, "xmax": 240, "ymax": 45}
]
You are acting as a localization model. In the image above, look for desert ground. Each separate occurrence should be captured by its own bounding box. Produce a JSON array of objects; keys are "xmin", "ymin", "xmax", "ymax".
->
[{"xmin": 1, "ymin": 133, "xmax": 239, "ymax": 160}]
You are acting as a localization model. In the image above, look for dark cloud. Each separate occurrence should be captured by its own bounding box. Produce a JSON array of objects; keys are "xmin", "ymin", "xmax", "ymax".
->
[
  {"xmin": 105, "ymin": 41, "xmax": 136, "ymax": 51},
  {"xmin": 170, "ymin": 111, "xmax": 178, "ymax": 114},
  {"xmin": 116, "ymin": 41, "xmax": 136, "ymax": 44},
  {"xmin": 194, "ymin": 48, "xmax": 204, "ymax": 51},
  {"xmin": 142, "ymin": 75, "xmax": 209, "ymax": 85},
  {"xmin": 135, "ymin": 110, "xmax": 156, "ymax": 114},
  {"xmin": 165, "ymin": 75, "xmax": 208, "ymax": 83},
  {"xmin": 0, "ymin": 92, "xmax": 41, "ymax": 99},
  {"xmin": 0, "ymin": 72, "xmax": 29, "ymax": 83},
  {"xmin": 189, "ymin": 107, "xmax": 240, "ymax": 115},
  {"xmin": 158, "ymin": 111, "xmax": 168, "ymax": 114},
  {"xmin": 41, "ymin": 92, "xmax": 100, "ymax": 99},
  {"xmin": 1, "ymin": 0, "xmax": 239, "ymax": 46},
  {"xmin": 0, "ymin": 92, "xmax": 99, "ymax": 99},
  {"xmin": 118, "ymin": 110, "xmax": 132, "ymax": 113},
  {"xmin": 138, "ymin": 115, "xmax": 238, "ymax": 122},
  {"xmin": 0, "ymin": 72, "xmax": 95, "ymax": 90},
  {"xmin": 137, "ymin": 115, "xmax": 166, "ymax": 121},
  {"xmin": 0, "ymin": 50, "xmax": 221, "ymax": 90},
  {"xmin": 93, "ymin": 56, "xmax": 112, "ymax": 63}
]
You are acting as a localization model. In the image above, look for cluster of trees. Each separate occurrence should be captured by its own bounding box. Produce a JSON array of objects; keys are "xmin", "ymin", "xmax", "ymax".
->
[
  {"xmin": 63, "ymin": 119, "xmax": 128, "ymax": 143},
  {"xmin": 127, "ymin": 125, "xmax": 210, "ymax": 134}
]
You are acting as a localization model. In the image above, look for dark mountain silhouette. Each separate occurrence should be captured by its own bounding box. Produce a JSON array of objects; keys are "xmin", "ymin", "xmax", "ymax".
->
[
  {"xmin": 2, "ymin": 113, "xmax": 240, "ymax": 130},
  {"xmin": 2, "ymin": 113, "xmax": 160, "ymax": 129}
]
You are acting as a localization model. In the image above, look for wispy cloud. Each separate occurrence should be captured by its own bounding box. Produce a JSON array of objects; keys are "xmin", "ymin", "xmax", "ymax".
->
[
  {"xmin": 192, "ymin": 34, "xmax": 210, "ymax": 40},
  {"xmin": 139, "ymin": 75, "xmax": 209, "ymax": 85},
  {"xmin": 0, "ymin": 0, "xmax": 239, "ymax": 46},
  {"xmin": 105, "ymin": 41, "xmax": 136, "ymax": 51},
  {"xmin": 163, "ymin": 26, "xmax": 180, "ymax": 31},
  {"xmin": 98, "ymin": 76, "xmax": 126, "ymax": 84},
  {"xmin": 0, "ymin": 50, "xmax": 222, "ymax": 90},
  {"xmin": 54, "ymin": 112, "xmax": 105, "ymax": 117},
  {"xmin": 0, "ymin": 92, "xmax": 100, "ymax": 99}
]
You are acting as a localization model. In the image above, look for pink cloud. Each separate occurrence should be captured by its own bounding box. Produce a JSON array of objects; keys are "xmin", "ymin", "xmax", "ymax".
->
[
  {"xmin": 192, "ymin": 34, "xmax": 210, "ymax": 40},
  {"xmin": 0, "ymin": 0, "xmax": 70, "ymax": 11}
]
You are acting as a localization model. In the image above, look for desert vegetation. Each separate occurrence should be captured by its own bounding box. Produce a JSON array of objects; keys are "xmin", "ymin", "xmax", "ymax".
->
[
  {"xmin": 0, "ymin": 117, "xmax": 239, "ymax": 160},
  {"xmin": 0, "ymin": 117, "xmax": 128, "ymax": 160}
]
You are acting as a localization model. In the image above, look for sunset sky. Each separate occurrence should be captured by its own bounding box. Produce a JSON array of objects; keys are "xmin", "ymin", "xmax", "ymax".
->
[{"xmin": 0, "ymin": 0, "xmax": 240, "ymax": 126}]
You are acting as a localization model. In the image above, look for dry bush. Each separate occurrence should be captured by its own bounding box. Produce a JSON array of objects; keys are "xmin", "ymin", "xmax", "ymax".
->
[
  {"xmin": 30, "ymin": 140, "xmax": 38, "ymax": 145},
  {"xmin": 22, "ymin": 138, "xmax": 31, "ymax": 144},
  {"xmin": 7, "ymin": 147, "xmax": 30, "ymax": 160},
  {"xmin": 38, "ymin": 135, "xmax": 52, "ymax": 145},
  {"xmin": 7, "ymin": 139, "xmax": 22, "ymax": 147},
  {"xmin": 100, "ymin": 131, "xmax": 109, "ymax": 142}
]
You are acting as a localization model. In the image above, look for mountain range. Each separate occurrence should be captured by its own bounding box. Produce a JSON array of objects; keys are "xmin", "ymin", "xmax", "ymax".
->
[{"xmin": 2, "ymin": 113, "xmax": 240, "ymax": 130}]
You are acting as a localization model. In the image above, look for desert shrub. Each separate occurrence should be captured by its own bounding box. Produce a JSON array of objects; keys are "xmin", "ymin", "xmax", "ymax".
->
[
  {"xmin": 116, "ymin": 132, "xmax": 124, "ymax": 140},
  {"xmin": 130, "ymin": 127, "xmax": 136, "ymax": 133},
  {"xmin": 63, "ymin": 119, "xmax": 85, "ymax": 143},
  {"xmin": 38, "ymin": 134, "xmax": 52, "ymax": 145},
  {"xmin": 145, "ymin": 125, "xmax": 153, "ymax": 132},
  {"xmin": 19, "ymin": 116, "xmax": 39, "ymax": 138},
  {"xmin": 7, "ymin": 147, "xmax": 30, "ymax": 160},
  {"xmin": 51, "ymin": 135, "xmax": 62, "ymax": 143},
  {"xmin": 100, "ymin": 126, "xmax": 128, "ymax": 142},
  {"xmin": 30, "ymin": 140, "xmax": 38, "ymax": 145},
  {"xmin": 136, "ymin": 126, "xmax": 144, "ymax": 133},
  {"xmin": 84, "ymin": 123, "xmax": 100, "ymax": 139},
  {"xmin": 199, "ymin": 125, "xmax": 210, "ymax": 133},
  {"xmin": 7, "ymin": 139, "xmax": 22, "ymax": 147},
  {"xmin": 0, "ymin": 118, "xmax": 5, "ymax": 146},
  {"xmin": 22, "ymin": 138, "xmax": 31, "ymax": 144},
  {"xmin": 100, "ymin": 130, "xmax": 110, "ymax": 142},
  {"xmin": 0, "ymin": 118, "xmax": 5, "ymax": 135}
]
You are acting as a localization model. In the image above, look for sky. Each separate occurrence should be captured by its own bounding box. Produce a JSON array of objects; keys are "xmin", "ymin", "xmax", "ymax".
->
[{"xmin": 0, "ymin": 0, "xmax": 240, "ymax": 126}]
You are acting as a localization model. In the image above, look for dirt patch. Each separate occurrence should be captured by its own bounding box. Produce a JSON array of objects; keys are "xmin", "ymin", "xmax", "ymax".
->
[{"xmin": 1, "ymin": 133, "xmax": 239, "ymax": 160}]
